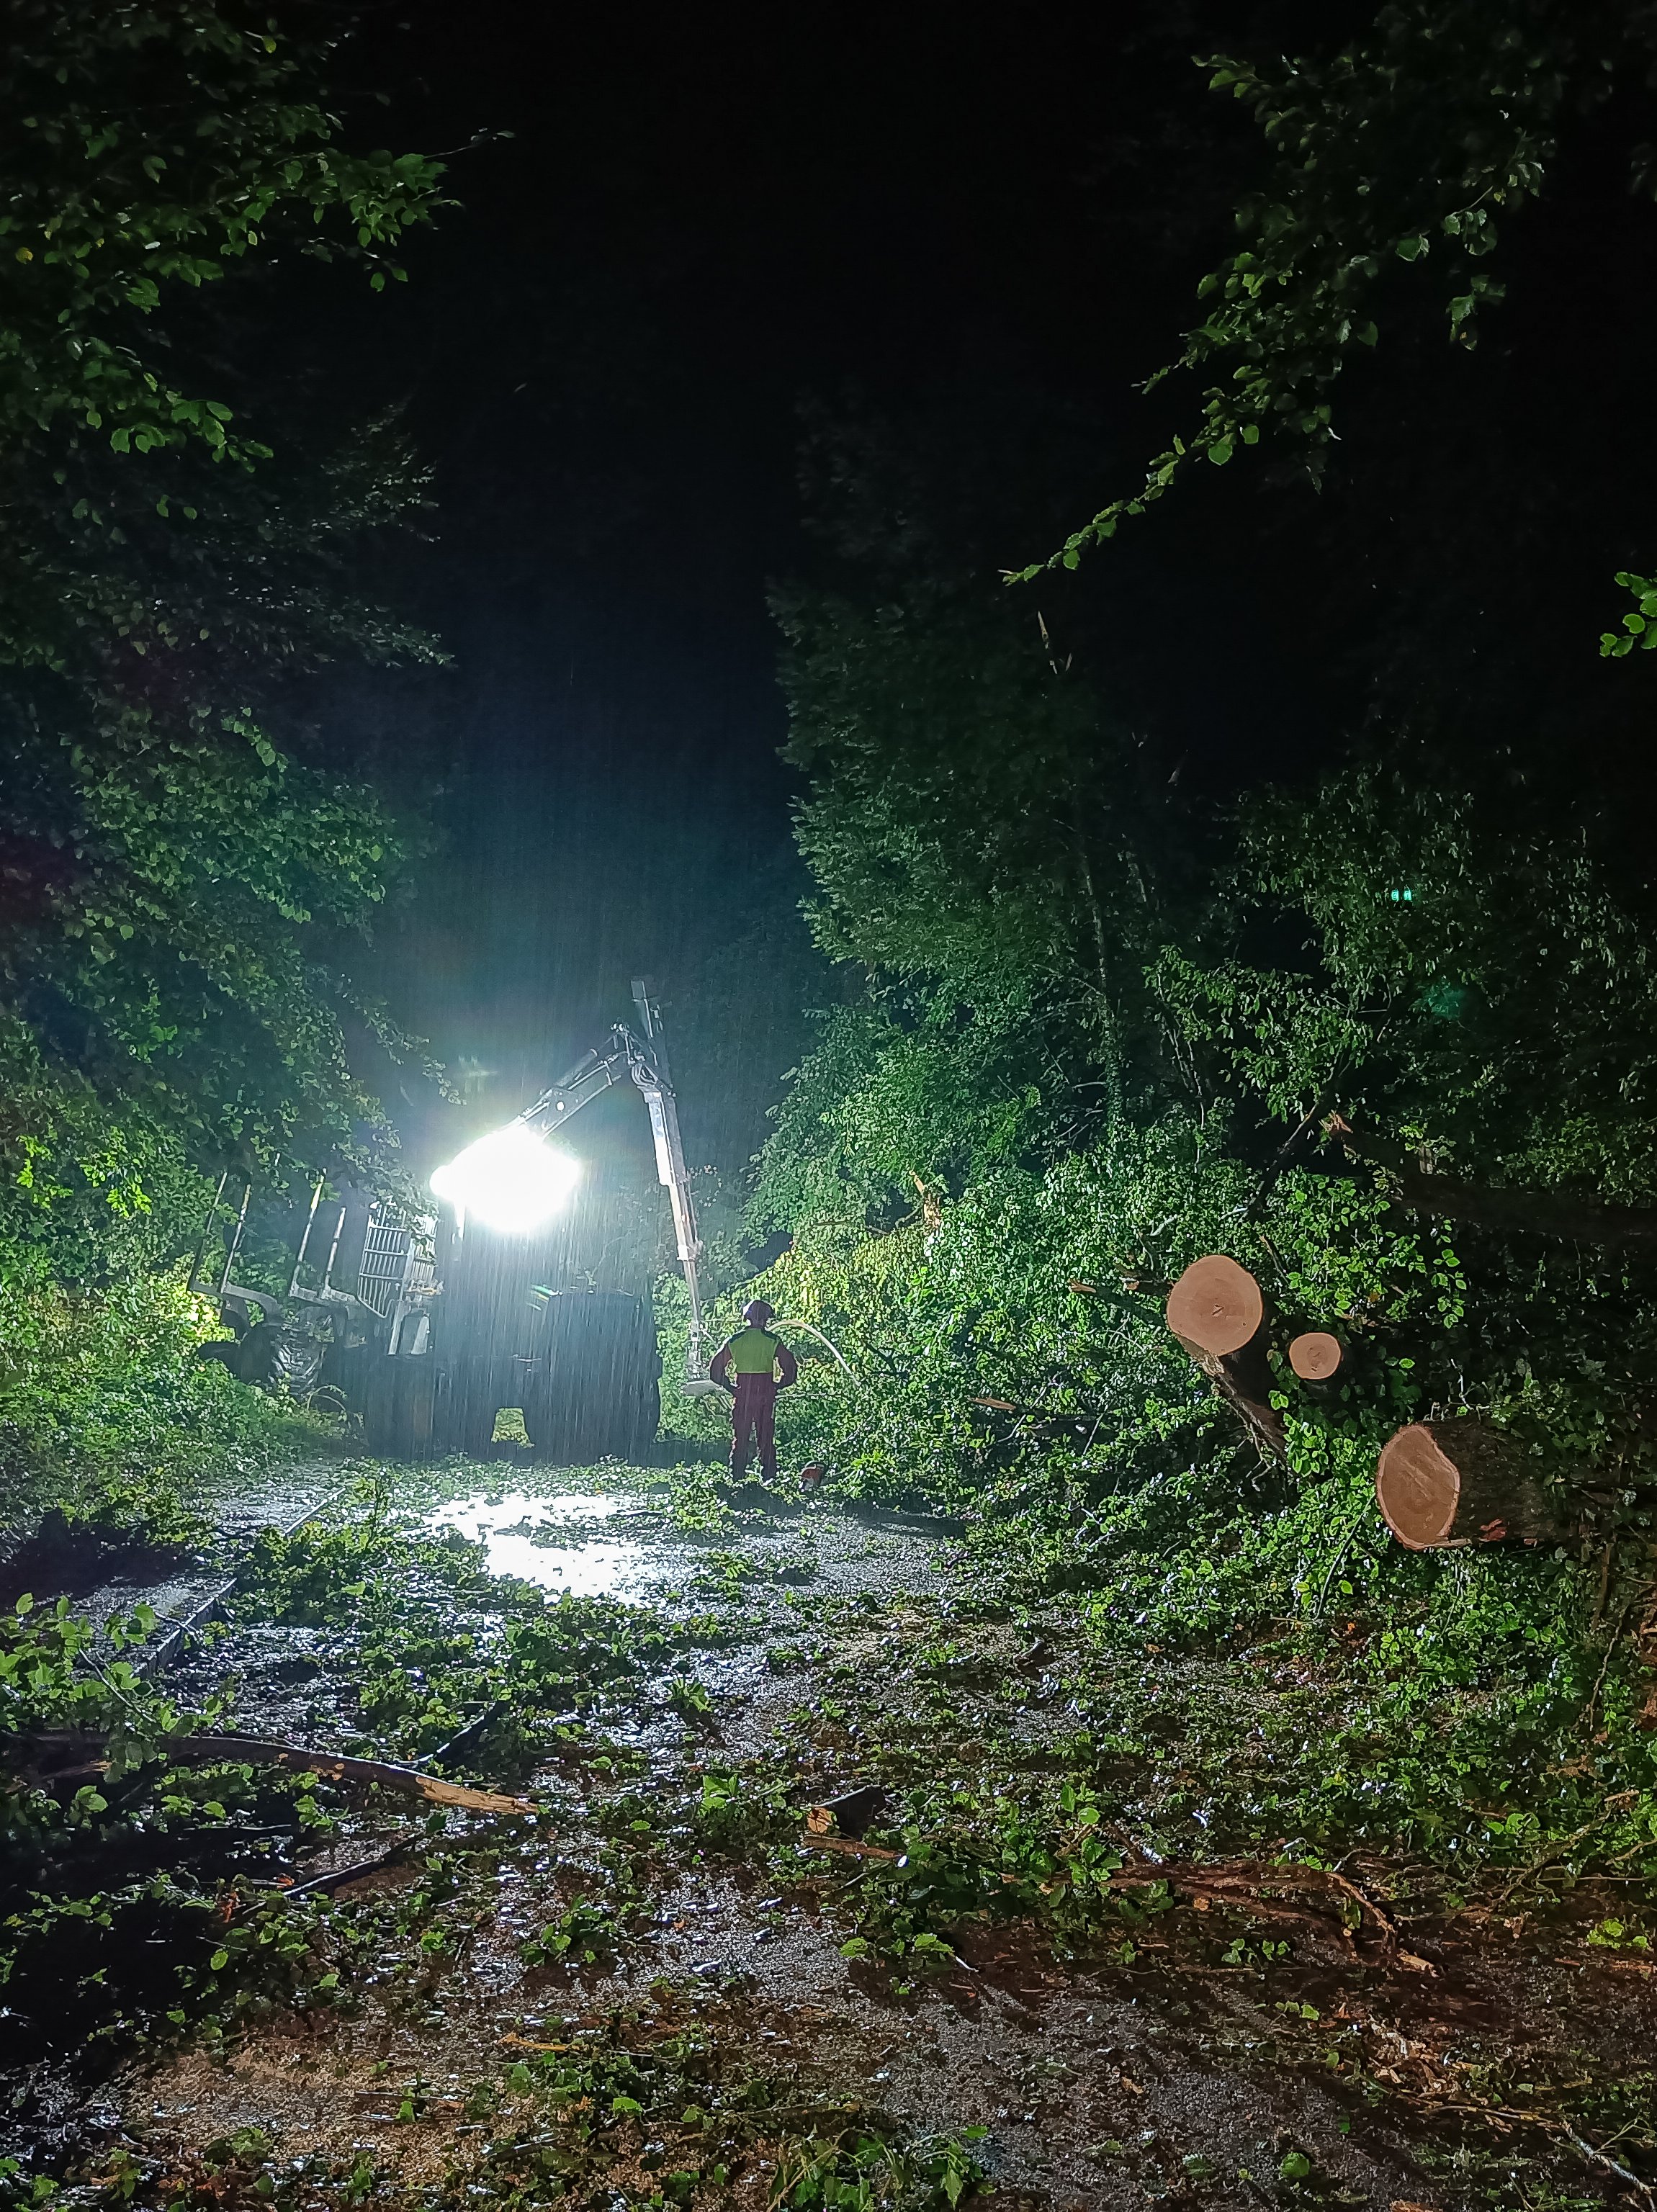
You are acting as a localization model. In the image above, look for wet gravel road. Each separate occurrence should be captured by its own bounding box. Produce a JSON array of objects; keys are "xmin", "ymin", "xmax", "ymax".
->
[{"xmin": 12, "ymin": 1454, "xmax": 1657, "ymax": 2210}]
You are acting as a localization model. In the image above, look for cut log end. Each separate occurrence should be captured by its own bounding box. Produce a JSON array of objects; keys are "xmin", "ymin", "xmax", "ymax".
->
[
  {"xmin": 1375, "ymin": 1419, "xmax": 1566, "ymax": 1550},
  {"xmin": 1165, "ymin": 1255, "xmax": 1264, "ymax": 1357},
  {"xmin": 1288, "ymin": 1331, "xmax": 1343, "ymax": 1382},
  {"xmin": 1375, "ymin": 1424, "xmax": 1462, "ymax": 1549}
]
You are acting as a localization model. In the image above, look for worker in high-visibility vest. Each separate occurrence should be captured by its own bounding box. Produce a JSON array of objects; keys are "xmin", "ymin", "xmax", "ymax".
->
[{"xmin": 709, "ymin": 1298, "xmax": 798, "ymax": 1480}]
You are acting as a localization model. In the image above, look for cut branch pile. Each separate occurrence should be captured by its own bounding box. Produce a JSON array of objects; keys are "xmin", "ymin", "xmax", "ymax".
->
[
  {"xmin": 798, "ymin": 1822, "xmax": 1425, "ymax": 1960},
  {"xmin": 1155, "ymin": 1243, "xmax": 1573, "ymax": 1552}
]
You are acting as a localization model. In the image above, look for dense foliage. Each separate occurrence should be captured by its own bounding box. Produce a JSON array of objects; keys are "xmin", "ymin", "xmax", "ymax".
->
[
  {"xmin": 709, "ymin": 0, "xmax": 1657, "ymax": 1862},
  {"xmin": 0, "ymin": 1265, "xmax": 302, "ymax": 1529},
  {"xmin": 0, "ymin": 1, "xmax": 446, "ymax": 1290},
  {"xmin": 1020, "ymin": 0, "xmax": 1657, "ymax": 615}
]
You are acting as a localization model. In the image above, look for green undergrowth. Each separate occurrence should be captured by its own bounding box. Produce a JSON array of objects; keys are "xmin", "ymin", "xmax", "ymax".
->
[
  {"xmin": 670, "ymin": 1124, "xmax": 1657, "ymax": 1897},
  {"xmin": 0, "ymin": 1588, "xmax": 352, "ymax": 2067},
  {"xmin": 0, "ymin": 1266, "xmax": 318, "ymax": 1539},
  {"xmin": 705, "ymin": 1092, "xmax": 1657, "ymax": 1899},
  {"xmin": 965, "ymin": 1459, "xmax": 1657, "ymax": 1884},
  {"xmin": 669, "ymin": 1496, "xmax": 1657, "ymax": 1976}
]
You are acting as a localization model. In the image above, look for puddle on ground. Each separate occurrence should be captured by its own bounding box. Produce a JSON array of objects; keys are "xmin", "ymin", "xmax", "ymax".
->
[{"xmin": 427, "ymin": 1491, "xmax": 658, "ymax": 1596}]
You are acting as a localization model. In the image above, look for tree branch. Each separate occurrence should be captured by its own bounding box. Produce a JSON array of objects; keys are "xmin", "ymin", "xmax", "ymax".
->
[{"xmin": 1321, "ymin": 1117, "xmax": 1657, "ymax": 1249}]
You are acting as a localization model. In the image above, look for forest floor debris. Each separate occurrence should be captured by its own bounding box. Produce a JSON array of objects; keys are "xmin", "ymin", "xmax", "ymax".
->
[{"xmin": 4, "ymin": 1460, "xmax": 1657, "ymax": 2210}]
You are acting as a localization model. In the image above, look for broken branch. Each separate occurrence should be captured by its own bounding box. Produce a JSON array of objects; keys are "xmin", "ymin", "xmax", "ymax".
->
[
  {"xmin": 176, "ymin": 1733, "xmax": 536, "ymax": 1814},
  {"xmin": 11, "ymin": 1730, "xmax": 536, "ymax": 1815}
]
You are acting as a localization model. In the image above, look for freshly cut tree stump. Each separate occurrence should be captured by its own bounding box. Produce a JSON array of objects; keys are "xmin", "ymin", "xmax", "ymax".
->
[
  {"xmin": 1288, "ymin": 1331, "xmax": 1343, "ymax": 1382},
  {"xmin": 1166, "ymin": 1256, "xmax": 1265, "ymax": 1356},
  {"xmin": 1375, "ymin": 1421, "xmax": 1566, "ymax": 1550}
]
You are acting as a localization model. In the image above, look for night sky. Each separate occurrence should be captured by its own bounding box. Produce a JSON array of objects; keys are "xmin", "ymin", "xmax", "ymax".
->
[{"xmin": 308, "ymin": 3, "xmax": 1255, "ymax": 1174}]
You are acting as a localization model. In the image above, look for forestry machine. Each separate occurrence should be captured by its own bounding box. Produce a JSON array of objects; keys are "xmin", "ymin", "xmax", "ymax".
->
[{"xmin": 206, "ymin": 981, "xmax": 717, "ymax": 1460}]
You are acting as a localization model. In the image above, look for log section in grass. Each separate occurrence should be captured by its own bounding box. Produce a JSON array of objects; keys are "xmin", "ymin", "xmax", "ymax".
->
[
  {"xmin": 1288, "ymin": 1331, "xmax": 1343, "ymax": 1382},
  {"xmin": 1375, "ymin": 1420, "xmax": 1566, "ymax": 1550}
]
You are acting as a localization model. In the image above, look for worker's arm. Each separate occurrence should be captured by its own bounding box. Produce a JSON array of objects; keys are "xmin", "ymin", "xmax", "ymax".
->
[
  {"xmin": 709, "ymin": 1338, "xmax": 735, "ymax": 1394},
  {"xmin": 775, "ymin": 1339, "xmax": 799, "ymax": 1388}
]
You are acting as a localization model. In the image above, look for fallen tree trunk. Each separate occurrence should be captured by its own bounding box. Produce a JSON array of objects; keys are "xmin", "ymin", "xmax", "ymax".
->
[
  {"xmin": 1323, "ymin": 1116, "xmax": 1657, "ymax": 1250},
  {"xmin": 1166, "ymin": 1255, "xmax": 1263, "ymax": 1355},
  {"xmin": 1375, "ymin": 1421, "xmax": 1568, "ymax": 1550}
]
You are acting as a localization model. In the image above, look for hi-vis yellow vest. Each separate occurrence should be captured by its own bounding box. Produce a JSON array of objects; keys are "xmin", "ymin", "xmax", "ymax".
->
[{"xmin": 727, "ymin": 1326, "xmax": 782, "ymax": 1376}]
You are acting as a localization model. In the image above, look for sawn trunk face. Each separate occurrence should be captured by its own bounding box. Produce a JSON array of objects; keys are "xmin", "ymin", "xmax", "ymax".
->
[
  {"xmin": 1166, "ymin": 1257, "xmax": 1285, "ymax": 1460},
  {"xmin": 1375, "ymin": 1420, "xmax": 1566, "ymax": 1549}
]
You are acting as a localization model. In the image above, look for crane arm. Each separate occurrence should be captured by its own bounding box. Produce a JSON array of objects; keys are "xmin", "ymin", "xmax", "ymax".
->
[
  {"xmin": 520, "ymin": 1041, "xmax": 632, "ymax": 1127},
  {"xmin": 516, "ymin": 984, "xmax": 716, "ymax": 1391}
]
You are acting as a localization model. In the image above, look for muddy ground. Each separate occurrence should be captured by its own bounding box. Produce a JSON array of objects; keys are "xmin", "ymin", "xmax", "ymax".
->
[{"xmin": 5, "ymin": 1455, "xmax": 1656, "ymax": 2212}]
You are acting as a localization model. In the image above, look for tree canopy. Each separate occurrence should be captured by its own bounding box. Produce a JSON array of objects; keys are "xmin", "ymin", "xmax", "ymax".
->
[
  {"xmin": 751, "ymin": 0, "xmax": 1657, "ymax": 1530},
  {"xmin": 0, "ymin": 2, "xmax": 446, "ymax": 1274},
  {"xmin": 1021, "ymin": 0, "xmax": 1657, "ymax": 621}
]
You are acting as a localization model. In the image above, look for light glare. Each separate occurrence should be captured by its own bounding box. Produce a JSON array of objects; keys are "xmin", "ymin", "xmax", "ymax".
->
[{"xmin": 430, "ymin": 1123, "xmax": 580, "ymax": 1234}]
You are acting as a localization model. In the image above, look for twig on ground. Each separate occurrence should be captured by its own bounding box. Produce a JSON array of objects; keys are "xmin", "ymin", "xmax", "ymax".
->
[
  {"xmin": 283, "ymin": 1837, "xmax": 416, "ymax": 1897},
  {"xmin": 180, "ymin": 1733, "xmax": 536, "ymax": 1814},
  {"xmin": 1563, "ymin": 2123, "xmax": 1657, "ymax": 2203},
  {"xmin": 1312, "ymin": 1511, "xmax": 1370, "ymax": 1617},
  {"xmin": 800, "ymin": 1833, "xmax": 899, "ymax": 1863}
]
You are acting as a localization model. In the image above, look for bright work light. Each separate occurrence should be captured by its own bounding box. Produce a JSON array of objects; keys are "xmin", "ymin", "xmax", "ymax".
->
[{"xmin": 430, "ymin": 1123, "xmax": 580, "ymax": 1235}]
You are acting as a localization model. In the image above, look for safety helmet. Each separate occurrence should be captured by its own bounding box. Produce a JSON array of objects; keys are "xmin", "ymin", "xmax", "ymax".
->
[{"xmin": 742, "ymin": 1298, "xmax": 775, "ymax": 1326}]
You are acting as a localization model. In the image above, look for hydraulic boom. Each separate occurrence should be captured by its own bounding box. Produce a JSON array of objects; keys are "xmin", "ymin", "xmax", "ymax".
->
[{"xmin": 516, "ymin": 979, "xmax": 718, "ymax": 1393}]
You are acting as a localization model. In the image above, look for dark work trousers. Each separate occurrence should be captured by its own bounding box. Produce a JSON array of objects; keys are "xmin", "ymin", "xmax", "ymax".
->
[{"xmin": 729, "ymin": 1374, "xmax": 779, "ymax": 1479}]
